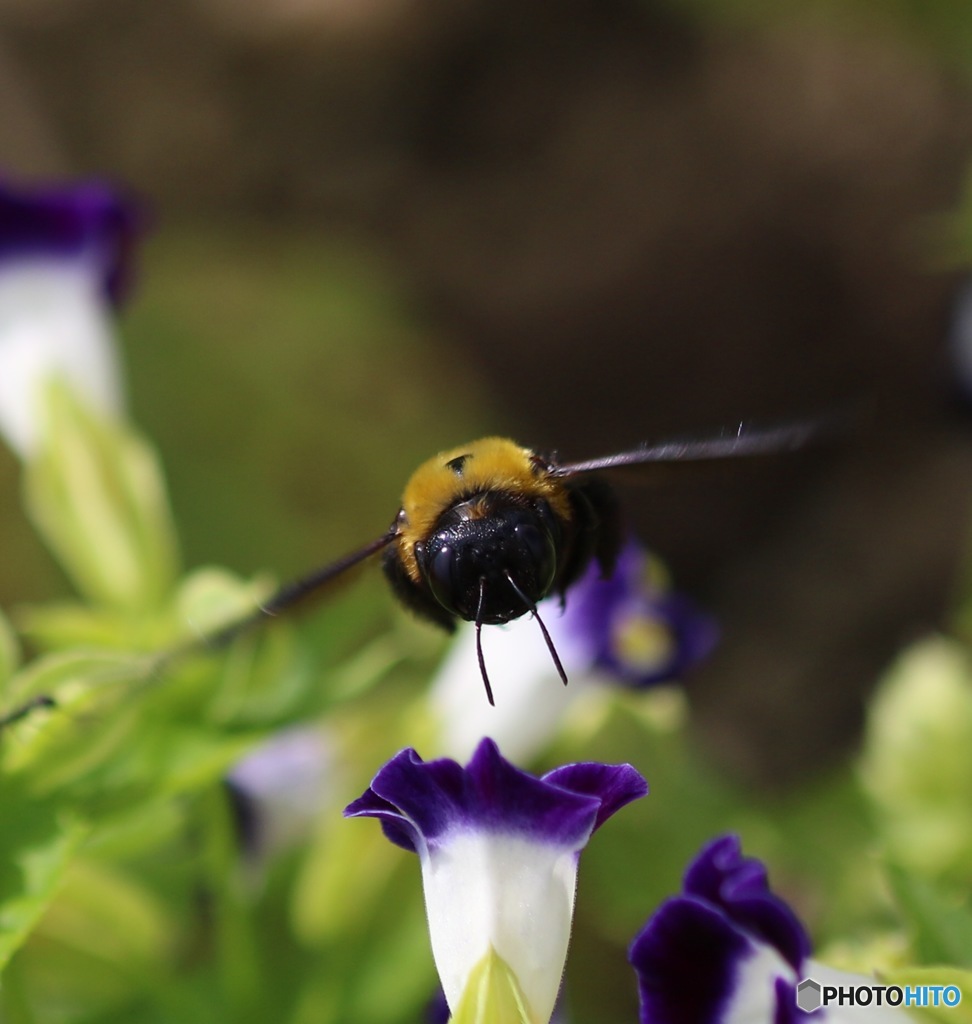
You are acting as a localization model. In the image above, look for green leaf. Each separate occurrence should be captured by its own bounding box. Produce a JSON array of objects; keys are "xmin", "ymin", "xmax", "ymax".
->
[
  {"xmin": 859, "ymin": 637, "xmax": 972, "ymax": 880},
  {"xmin": 344, "ymin": 889, "xmax": 436, "ymax": 1022},
  {"xmin": 0, "ymin": 649, "xmax": 148, "ymax": 784},
  {"xmin": 197, "ymin": 785, "xmax": 263, "ymax": 1017},
  {"xmin": 173, "ymin": 567, "xmax": 272, "ymax": 634},
  {"xmin": 170, "ymin": 568, "xmax": 312, "ymax": 724},
  {"xmin": 451, "ymin": 948, "xmax": 536, "ymax": 1024},
  {"xmin": 0, "ymin": 780, "xmax": 88, "ymax": 970},
  {"xmin": 293, "ymin": 801, "xmax": 410, "ymax": 945},
  {"xmin": 153, "ymin": 728, "xmax": 266, "ymax": 799},
  {"xmin": 23, "ymin": 381, "xmax": 179, "ymax": 611},
  {"xmin": 39, "ymin": 858, "xmax": 175, "ymax": 966},
  {"xmin": 13, "ymin": 600, "xmax": 166, "ymax": 654},
  {"xmin": 886, "ymin": 864, "xmax": 972, "ymax": 968}
]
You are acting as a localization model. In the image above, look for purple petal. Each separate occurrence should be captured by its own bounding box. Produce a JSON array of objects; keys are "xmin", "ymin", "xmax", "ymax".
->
[
  {"xmin": 542, "ymin": 761, "xmax": 648, "ymax": 831},
  {"xmin": 639, "ymin": 591, "xmax": 720, "ymax": 681},
  {"xmin": 561, "ymin": 538, "xmax": 718, "ymax": 688},
  {"xmin": 683, "ymin": 835, "xmax": 810, "ymax": 970},
  {"xmin": 629, "ymin": 896, "xmax": 757, "ymax": 1024},
  {"xmin": 773, "ymin": 976, "xmax": 802, "ymax": 1024},
  {"xmin": 630, "ymin": 836, "xmax": 817, "ymax": 1024},
  {"xmin": 561, "ymin": 539, "xmax": 643, "ymax": 656},
  {"xmin": 425, "ymin": 989, "xmax": 451, "ymax": 1024},
  {"xmin": 344, "ymin": 738, "xmax": 648, "ymax": 854},
  {"xmin": 344, "ymin": 748, "xmax": 457, "ymax": 852},
  {"xmin": 0, "ymin": 178, "xmax": 144, "ymax": 305}
]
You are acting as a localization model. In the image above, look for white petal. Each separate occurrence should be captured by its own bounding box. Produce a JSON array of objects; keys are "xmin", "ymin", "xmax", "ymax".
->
[
  {"xmin": 725, "ymin": 942, "xmax": 796, "ymax": 1024},
  {"xmin": 0, "ymin": 258, "xmax": 123, "ymax": 456},
  {"xmin": 422, "ymin": 830, "xmax": 577, "ymax": 1024}
]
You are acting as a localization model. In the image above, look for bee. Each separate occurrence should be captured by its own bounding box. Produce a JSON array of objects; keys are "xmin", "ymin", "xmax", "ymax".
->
[{"xmin": 203, "ymin": 418, "xmax": 835, "ymax": 704}]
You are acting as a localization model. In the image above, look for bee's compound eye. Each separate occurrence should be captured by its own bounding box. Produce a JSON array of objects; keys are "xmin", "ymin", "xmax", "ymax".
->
[
  {"xmin": 426, "ymin": 538, "xmax": 461, "ymax": 616},
  {"xmin": 513, "ymin": 521, "xmax": 556, "ymax": 594}
]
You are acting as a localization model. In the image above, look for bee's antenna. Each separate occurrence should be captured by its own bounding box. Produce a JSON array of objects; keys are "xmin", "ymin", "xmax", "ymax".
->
[
  {"xmin": 475, "ymin": 577, "xmax": 495, "ymax": 707},
  {"xmin": 505, "ymin": 573, "xmax": 568, "ymax": 688}
]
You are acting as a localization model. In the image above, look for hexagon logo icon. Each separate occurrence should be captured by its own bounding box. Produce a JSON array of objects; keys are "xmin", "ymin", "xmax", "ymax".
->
[{"xmin": 797, "ymin": 978, "xmax": 822, "ymax": 1013}]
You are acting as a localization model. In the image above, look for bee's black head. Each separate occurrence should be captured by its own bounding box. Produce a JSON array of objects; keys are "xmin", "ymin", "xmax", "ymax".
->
[{"xmin": 416, "ymin": 494, "xmax": 560, "ymax": 624}]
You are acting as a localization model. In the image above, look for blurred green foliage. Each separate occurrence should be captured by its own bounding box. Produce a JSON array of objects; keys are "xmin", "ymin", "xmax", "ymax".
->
[
  {"xmin": 123, "ymin": 223, "xmax": 491, "ymax": 578},
  {"xmin": 2, "ymin": 18, "xmax": 972, "ymax": 1005},
  {"xmin": 0, "ymin": 219, "xmax": 968, "ymax": 1021},
  {"xmin": 2, "ymin": 348, "xmax": 969, "ymax": 1023}
]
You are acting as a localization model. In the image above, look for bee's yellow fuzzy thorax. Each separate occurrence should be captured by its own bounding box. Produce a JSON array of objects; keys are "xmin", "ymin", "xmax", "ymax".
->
[{"xmin": 395, "ymin": 437, "xmax": 571, "ymax": 582}]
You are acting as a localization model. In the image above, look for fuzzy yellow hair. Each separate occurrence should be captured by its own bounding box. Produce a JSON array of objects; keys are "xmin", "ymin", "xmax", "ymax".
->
[{"xmin": 395, "ymin": 437, "xmax": 572, "ymax": 582}]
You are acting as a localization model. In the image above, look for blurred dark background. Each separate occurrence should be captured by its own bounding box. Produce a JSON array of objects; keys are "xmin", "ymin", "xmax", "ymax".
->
[{"xmin": 2, "ymin": 0, "xmax": 972, "ymax": 784}]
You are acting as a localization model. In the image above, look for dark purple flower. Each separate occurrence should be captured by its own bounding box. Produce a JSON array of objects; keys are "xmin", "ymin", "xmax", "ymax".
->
[
  {"xmin": 630, "ymin": 835, "xmax": 810, "ymax": 1024},
  {"xmin": 0, "ymin": 177, "xmax": 145, "ymax": 455},
  {"xmin": 561, "ymin": 538, "xmax": 718, "ymax": 687},
  {"xmin": 0, "ymin": 177, "xmax": 142, "ymax": 305},
  {"xmin": 346, "ymin": 737, "xmax": 647, "ymax": 1023},
  {"xmin": 629, "ymin": 836, "xmax": 914, "ymax": 1023}
]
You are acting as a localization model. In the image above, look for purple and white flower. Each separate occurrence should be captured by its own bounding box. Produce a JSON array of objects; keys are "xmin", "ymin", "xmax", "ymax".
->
[
  {"xmin": 630, "ymin": 835, "xmax": 916, "ymax": 1023},
  {"xmin": 431, "ymin": 538, "xmax": 717, "ymax": 761},
  {"xmin": 0, "ymin": 177, "xmax": 142, "ymax": 456},
  {"xmin": 561, "ymin": 539, "xmax": 717, "ymax": 688},
  {"xmin": 345, "ymin": 737, "xmax": 648, "ymax": 1024}
]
